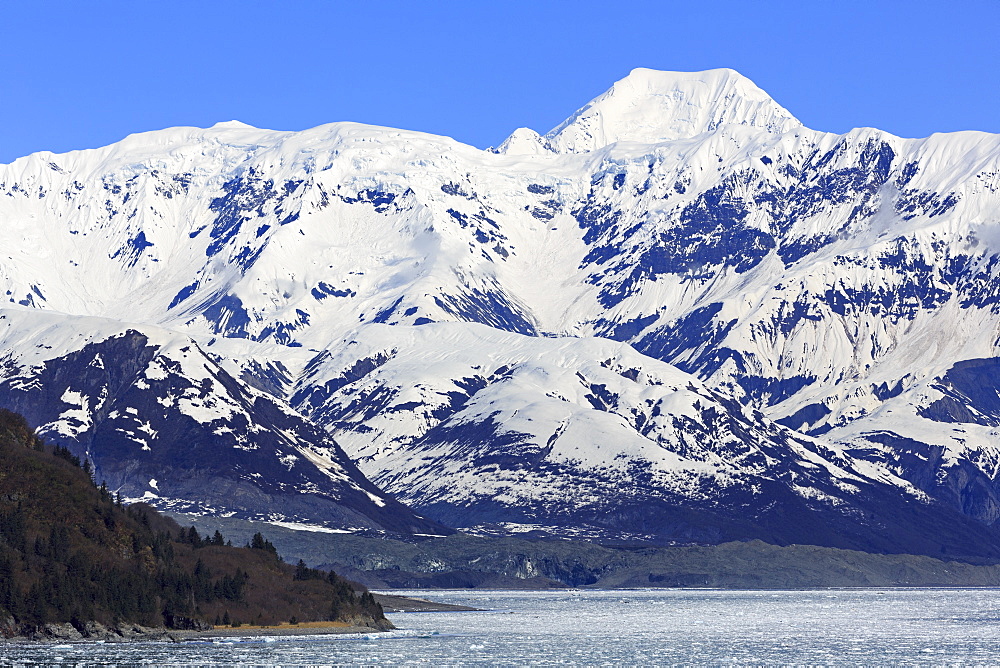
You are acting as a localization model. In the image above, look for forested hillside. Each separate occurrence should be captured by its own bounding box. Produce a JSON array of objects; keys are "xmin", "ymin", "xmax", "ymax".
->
[{"xmin": 0, "ymin": 409, "xmax": 389, "ymax": 639}]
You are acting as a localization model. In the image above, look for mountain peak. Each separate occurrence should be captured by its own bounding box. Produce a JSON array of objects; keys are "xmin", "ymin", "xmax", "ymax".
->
[
  {"xmin": 494, "ymin": 127, "xmax": 553, "ymax": 156},
  {"xmin": 211, "ymin": 120, "xmax": 256, "ymax": 129},
  {"xmin": 542, "ymin": 67, "xmax": 801, "ymax": 153}
]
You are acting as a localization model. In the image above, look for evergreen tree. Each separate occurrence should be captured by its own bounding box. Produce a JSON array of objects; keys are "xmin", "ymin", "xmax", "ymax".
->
[
  {"xmin": 0, "ymin": 553, "xmax": 19, "ymax": 616},
  {"xmin": 248, "ymin": 532, "xmax": 278, "ymax": 556}
]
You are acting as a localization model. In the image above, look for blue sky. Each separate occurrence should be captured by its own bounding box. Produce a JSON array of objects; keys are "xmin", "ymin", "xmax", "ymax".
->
[{"xmin": 1, "ymin": 0, "xmax": 998, "ymax": 164}]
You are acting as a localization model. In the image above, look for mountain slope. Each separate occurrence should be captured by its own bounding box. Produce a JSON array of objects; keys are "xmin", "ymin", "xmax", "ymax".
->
[
  {"xmin": 283, "ymin": 322, "xmax": 1000, "ymax": 557},
  {"xmin": 0, "ymin": 308, "xmax": 448, "ymax": 535}
]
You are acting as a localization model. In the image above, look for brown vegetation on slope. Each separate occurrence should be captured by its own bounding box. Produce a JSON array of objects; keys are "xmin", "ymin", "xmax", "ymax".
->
[{"xmin": 0, "ymin": 408, "xmax": 390, "ymax": 637}]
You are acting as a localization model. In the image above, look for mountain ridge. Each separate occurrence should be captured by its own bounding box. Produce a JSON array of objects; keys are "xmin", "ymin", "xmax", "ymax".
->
[{"xmin": 541, "ymin": 67, "xmax": 802, "ymax": 153}]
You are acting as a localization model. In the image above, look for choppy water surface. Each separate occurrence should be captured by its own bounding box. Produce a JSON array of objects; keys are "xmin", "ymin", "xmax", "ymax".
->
[{"xmin": 5, "ymin": 588, "xmax": 1000, "ymax": 665}]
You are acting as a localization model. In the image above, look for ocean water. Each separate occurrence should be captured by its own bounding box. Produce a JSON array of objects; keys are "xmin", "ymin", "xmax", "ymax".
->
[{"xmin": 4, "ymin": 588, "xmax": 1000, "ymax": 665}]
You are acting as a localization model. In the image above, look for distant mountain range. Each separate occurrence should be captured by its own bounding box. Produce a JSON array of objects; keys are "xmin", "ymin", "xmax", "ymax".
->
[{"xmin": 2, "ymin": 68, "xmax": 1000, "ymax": 559}]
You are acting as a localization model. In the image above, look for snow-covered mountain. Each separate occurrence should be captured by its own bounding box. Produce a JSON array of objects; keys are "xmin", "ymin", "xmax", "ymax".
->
[
  {"xmin": 285, "ymin": 322, "xmax": 1000, "ymax": 556},
  {"xmin": 0, "ymin": 309, "xmax": 448, "ymax": 535},
  {"xmin": 539, "ymin": 67, "xmax": 801, "ymax": 154},
  {"xmin": 3, "ymin": 67, "xmax": 1000, "ymax": 556}
]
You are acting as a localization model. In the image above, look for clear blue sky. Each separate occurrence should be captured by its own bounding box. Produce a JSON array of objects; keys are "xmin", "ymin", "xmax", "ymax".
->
[{"xmin": 2, "ymin": 0, "xmax": 998, "ymax": 164}]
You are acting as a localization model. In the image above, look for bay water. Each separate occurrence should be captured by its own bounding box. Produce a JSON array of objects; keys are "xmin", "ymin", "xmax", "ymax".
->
[{"xmin": 4, "ymin": 588, "xmax": 1000, "ymax": 665}]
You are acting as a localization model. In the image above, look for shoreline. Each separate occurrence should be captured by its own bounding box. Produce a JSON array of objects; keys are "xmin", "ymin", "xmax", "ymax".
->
[
  {"xmin": 169, "ymin": 622, "xmax": 387, "ymax": 642},
  {"xmin": 374, "ymin": 593, "xmax": 480, "ymax": 613},
  {"xmin": 0, "ymin": 622, "xmax": 391, "ymax": 645},
  {"xmin": 0, "ymin": 595, "xmax": 479, "ymax": 645}
]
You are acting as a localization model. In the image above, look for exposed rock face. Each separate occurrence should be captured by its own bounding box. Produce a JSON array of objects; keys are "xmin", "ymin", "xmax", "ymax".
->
[{"xmin": 0, "ymin": 621, "xmax": 175, "ymax": 643}]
